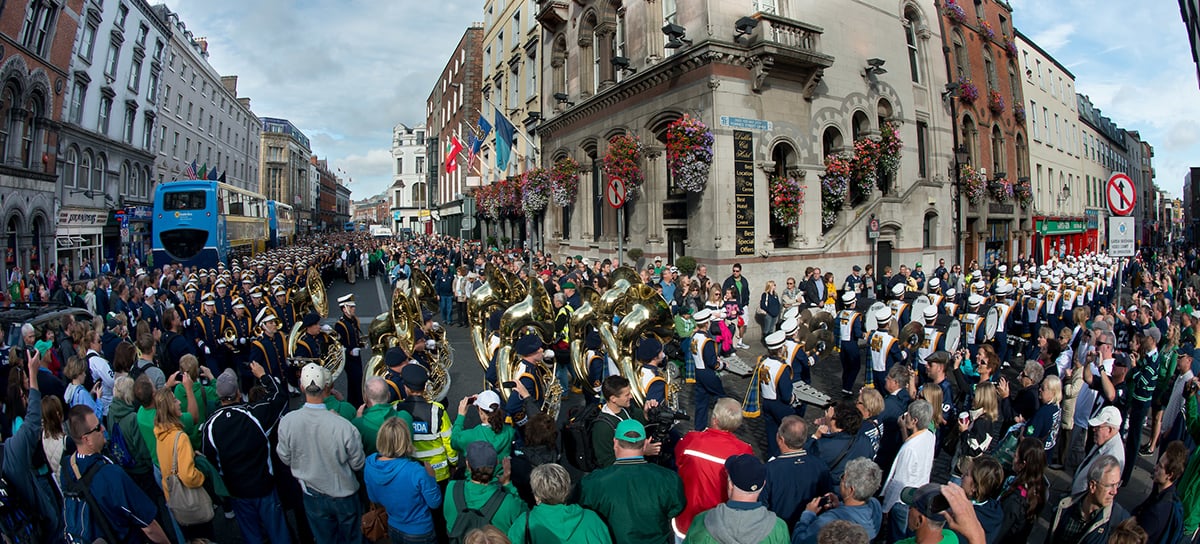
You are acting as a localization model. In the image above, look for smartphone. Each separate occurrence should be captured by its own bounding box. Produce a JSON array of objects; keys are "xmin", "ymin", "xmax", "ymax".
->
[
  {"xmin": 174, "ymin": 372, "xmax": 184, "ymax": 381},
  {"xmin": 502, "ymin": 381, "xmax": 517, "ymax": 389},
  {"xmin": 467, "ymin": 395, "xmax": 478, "ymax": 404}
]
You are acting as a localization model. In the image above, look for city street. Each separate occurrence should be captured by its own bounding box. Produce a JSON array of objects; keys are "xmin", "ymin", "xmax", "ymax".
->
[{"xmin": 203, "ymin": 275, "xmax": 1160, "ymax": 542}]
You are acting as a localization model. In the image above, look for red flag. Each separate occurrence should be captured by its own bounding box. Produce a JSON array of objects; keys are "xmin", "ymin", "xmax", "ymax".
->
[{"xmin": 444, "ymin": 135, "xmax": 464, "ymax": 173}]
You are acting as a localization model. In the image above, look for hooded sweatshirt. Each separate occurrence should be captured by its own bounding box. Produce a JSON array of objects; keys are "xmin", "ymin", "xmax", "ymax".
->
[
  {"xmin": 507, "ymin": 503, "xmax": 613, "ymax": 544},
  {"xmin": 684, "ymin": 501, "xmax": 789, "ymax": 544},
  {"xmin": 364, "ymin": 453, "xmax": 442, "ymax": 535},
  {"xmin": 791, "ymin": 497, "xmax": 883, "ymax": 544}
]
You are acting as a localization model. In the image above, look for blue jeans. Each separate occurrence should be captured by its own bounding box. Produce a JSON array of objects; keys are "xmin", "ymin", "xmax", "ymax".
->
[
  {"xmin": 230, "ymin": 492, "xmax": 292, "ymax": 544},
  {"xmin": 389, "ymin": 527, "xmax": 437, "ymax": 544},
  {"xmin": 439, "ymin": 295, "xmax": 453, "ymax": 324},
  {"xmin": 890, "ymin": 502, "xmax": 911, "ymax": 543},
  {"xmin": 301, "ymin": 490, "xmax": 363, "ymax": 544}
]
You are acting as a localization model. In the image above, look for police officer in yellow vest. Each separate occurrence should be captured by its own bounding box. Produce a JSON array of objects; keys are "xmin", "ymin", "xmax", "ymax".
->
[{"xmin": 396, "ymin": 364, "xmax": 458, "ymax": 482}]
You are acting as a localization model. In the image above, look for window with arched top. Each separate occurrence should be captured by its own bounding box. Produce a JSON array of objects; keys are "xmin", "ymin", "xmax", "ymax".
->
[
  {"xmin": 64, "ymin": 146, "xmax": 78, "ymax": 187},
  {"xmin": 903, "ymin": 7, "xmax": 922, "ymax": 84},
  {"xmin": 961, "ymin": 116, "xmax": 978, "ymax": 166},
  {"xmin": 923, "ymin": 212, "xmax": 937, "ymax": 248},
  {"xmin": 852, "ymin": 111, "xmax": 870, "ymax": 141},
  {"xmin": 120, "ymin": 161, "xmax": 130, "ymax": 195},
  {"xmin": 991, "ymin": 125, "xmax": 1004, "ymax": 175},
  {"xmin": 770, "ymin": 141, "xmax": 798, "ymax": 248},
  {"xmin": 1014, "ymin": 134, "xmax": 1028, "ymax": 179},
  {"xmin": 877, "ymin": 99, "xmax": 894, "ymax": 127},
  {"xmin": 983, "ymin": 50, "xmax": 997, "ymax": 90},
  {"xmin": 822, "ymin": 126, "xmax": 843, "ymax": 159},
  {"xmin": 92, "ymin": 154, "xmax": 106, "ymax": 192},
  {"xmin": 21, "ymin": 93, "xmax": 43, "ymax": 170},
  {"xmin": 952, "ymin": 30, "xmax": 969, "ymax": 80},
  {"xmin": 0, "ymin": 84, "xmax": 17, "ymax": 161}
]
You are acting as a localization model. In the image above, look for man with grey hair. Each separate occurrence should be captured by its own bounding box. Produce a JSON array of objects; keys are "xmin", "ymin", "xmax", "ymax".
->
[
  {"xmin": 792, "ymin": 457, "xmax": 884, "ymax": 544},
  {"xmin": 881, "ymin": 399, "xmax": 936, "ymax": 542},
  {"xmin": 351, "ymin": 376, "xmax": 413, "ymax": 456},
  {"xmin": 762, "ymin": 415, "xmax": 834, "ymax": 530},
  {"xmin": 674, "ymin": 397, "xmax": 753, "ymax": 538},
  {"xmin": 1070, "ymin": 406, "xmax": 1125, "ymax": 495},
  {"xmin": 277, "ymin": 363, "xmax": 365, "ymax": 544},
  {"xmin": 1066, "ymin": 328, "xmax": 1116, "ymax": 474},
  {"xmin": 816, "ymin": 520, "xmax": 870, "ymax": 544},
  {"xmin": 1049, "ymin": 455, "xmax": 1130, "ymax": 544}
]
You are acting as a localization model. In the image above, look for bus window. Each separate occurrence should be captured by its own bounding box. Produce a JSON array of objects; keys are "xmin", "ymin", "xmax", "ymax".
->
[{"xmin": 163, "ymin": 191, "xmax": 206, "ymax": 210}]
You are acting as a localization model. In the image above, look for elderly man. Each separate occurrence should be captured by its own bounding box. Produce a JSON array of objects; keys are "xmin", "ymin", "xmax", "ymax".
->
[
  {"xmin": 352, "ymin": 377, "xmax": 414, "ymax": 455},
  {"xmin": 580, "ymin": 419, "xmax": 685, "ymax": 544},
  {"xmin": 683, "ymin": 454, "xmax": 789, "ymax": 543},
  {"xmin": 672, "ymin": 398, "xmax": 754, "ymax": 538},
  {"xmin": 277, "ymin": 363, "xmax": 366, "ymax": 544},
  {"xmin": 792, "ymin": 457, "xmax": 883, "ymax": 544},
  {"xmin": 1067, "ymin": 330, "xmax": 1117, "ymax": 474},
  {"xmin": 761, "ymin": 416, "xmax": 835, "ymax": 531},
  {"xmin": 1070, "ymin": 406, "xmax": 1125, "ymax": 496},
  {"xmin": 895, "ymin": 483, "xmax": 955, "ymax": 544},
  {"xmin": 1048, "ymin": 455, "xmax": 1130, "ymax": 544},
  {"xmin": 881, "ymin": 400, "xmax": 936, "ymax": 542}
]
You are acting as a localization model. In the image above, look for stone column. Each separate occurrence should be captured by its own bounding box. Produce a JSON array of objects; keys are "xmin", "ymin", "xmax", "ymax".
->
[{"xmin": 644, "ymin": 145, "xmax": 665, "ymax": 246}]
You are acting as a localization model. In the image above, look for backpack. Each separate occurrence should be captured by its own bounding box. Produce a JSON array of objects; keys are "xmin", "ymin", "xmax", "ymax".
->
[
  {"xmin": 562, "ymin": 403, "xmax": 616, "ymax": 473},
  {"xmin": 103, "ymin": 417, "xmax": 137, "ymax": 470},
  {"xmin": 0, "ymin": 474, "xmax": 39, "ymax": 544},
  {"xmin": 448, "ymin": 482, "xmax": 508, "ymax": 544},
  {"xmin": 128, "ymin": 360, "xmax": 157, "ymax": 383},
  {"xmin": 62, "ymin": 457, "xmax": 120, "ymax": 544}
]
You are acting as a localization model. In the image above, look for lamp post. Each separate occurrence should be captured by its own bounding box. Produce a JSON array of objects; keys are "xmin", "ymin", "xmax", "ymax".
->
[{"xmin": 953, "ymin": 144, "xmax": 969, "ymax": 267}]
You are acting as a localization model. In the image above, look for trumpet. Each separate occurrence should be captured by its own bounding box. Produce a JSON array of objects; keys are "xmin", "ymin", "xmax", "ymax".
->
[{"xmin": 222, "ymin": 324, "xmax": 237, "ymax": 344}]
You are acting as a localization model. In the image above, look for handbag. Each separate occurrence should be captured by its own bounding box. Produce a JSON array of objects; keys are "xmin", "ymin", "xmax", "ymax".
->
[
  {"xmin": 361, "ymin": 502, "xmax": 389, "ymax": 541},
  {"xmin": 165, "ymin": 431, "xmax": 214, "ymax": 526}
]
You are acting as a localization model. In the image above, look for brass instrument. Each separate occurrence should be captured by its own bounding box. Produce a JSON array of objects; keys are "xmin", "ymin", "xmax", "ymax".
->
[
  {"xmin": 468, "ymin": 264, "xmax": 511, "ymax": 375},
  {"xmin": 286, "ymin": 321, "xmax": 346, "ymax": 382},
  {"xmin": 222, "ymin": 324, "xmax": 238, "ymax": 345},
  {"xmin": 613, "ymin": 283, "xmax": 677, "ymax": 408},
  {"xmin": 494, "ymin": 277, "xmax": 558, "ymax": 414},
  {"xmin": 406, "ymin": 268, "xmax": 454, "ymax": 402},
  {"xmin": 567, "ymin": 284, "xmax": 601, "ymax": 389},
  {"xmin": 594, "ymin": 267, "xmax": 641, "ymax": 388},
  {"xmin": 289, "ymin": 269, "xmax": 328, "ymax": 319}
]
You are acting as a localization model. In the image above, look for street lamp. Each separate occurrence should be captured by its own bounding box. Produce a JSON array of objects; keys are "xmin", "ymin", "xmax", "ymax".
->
[
  {"xmin": 953, "ymin": 144, "xmax": 969, "ymax": 267},
  {"xmin": 1056, "ymin": 183, "xmax": 1071, "ymax": 206}
]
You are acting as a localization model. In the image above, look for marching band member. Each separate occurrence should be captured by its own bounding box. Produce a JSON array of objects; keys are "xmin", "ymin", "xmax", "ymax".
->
[
  {"xmin": 250, "ymin": 307, "xmax": 290, "ymax": 388},
  {"xmin": 176, "ymin": 282, "xmax": 201, "ymax": 340},
  {"xmin": 943, "ymin": 288, "xmax": 961, "ymax": 319},
  {"xmin": 690, "ymin": 309, "xmax": 727, "ymax": 430},
  {"xmin": 992, "ymin": 283, "xmax": 1016, "ymax": 364},
  {"xmin": 293, "ymin": 312, "xmax": 328, "ymax": 362},
  {"xmin": 758, "ymin": 330, "xmax": 795, "ymax": 458},
  {"xmin": 272, "ymin": 285, "xmax": 296, "ymax": 333},
  {"xmin": 196, "ymin": 292, "xmax": 229, "ymax": 375},
  {"xmin": 213, "ymin": 279, "xmax": 232, "ymax": 316},
  {"xmin": 160, "ymin": 308, "xmax": 195, "ymax": 376},
  {"xmin": 246, "ymin": 286, "xmax": 265, "ymax": 321},
  {"xmin": 484, "ymin": 310, "xmax": 504, "ymax": 388},
  {"xmin": 1044, "ymin": 276, "xmax": 1062, "ymax": 333},
  {"xmin": 505, "ymin": 334, "xmax": 547, "ymax": 429},
  {"xmin": 583, "ymin": 330, "xmax": 607, "ymax": 405},
  {"xmin": 888, "ymin": 284, "xmax": 912, "ymax": 327},
  {"xmin": 381, "ymin": 346, "xmax": 413, "ymax": 403},
  {"xmin": 837, "ymin": 291, "xmax": 865, "ymax": 396},
  {"xmin": 962, "ymin": 294, "xmax": 987, "ymax": 361},
  {"xmin": 916, "ymin": 305, "xmax": 942, "ymax": 369},
  {"xmin": 635, "ymin": 337, "xmax": 668, "ymax": 407},
  {"xmin": 867, "ymin": 307, "xmax": 904, "ymax": 389},
  {"xmin": 926, "ymin": 278, "xmax": 945, "ymax": 310},
  {"xmin": 334, "ymin": 294, "xmax": 365, "ymax": 407},
  {"xmin": 780, "ymin": 317, "xmax": 811, "ymax": 416},
  {"xmin": 228, "ymin": 297, "xmax": 253, "ymax": 369}
]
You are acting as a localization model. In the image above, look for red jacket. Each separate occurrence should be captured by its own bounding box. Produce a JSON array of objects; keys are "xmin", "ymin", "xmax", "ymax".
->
[{"xmin": 672, "ymin": 428, "xmax": 753, "ymax": 537}]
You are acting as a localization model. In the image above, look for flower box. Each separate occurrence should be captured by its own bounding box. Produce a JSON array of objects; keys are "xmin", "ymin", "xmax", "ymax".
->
[{"xmin": 665, "ymin": 114, "xmax": 714, "ymax": 193}]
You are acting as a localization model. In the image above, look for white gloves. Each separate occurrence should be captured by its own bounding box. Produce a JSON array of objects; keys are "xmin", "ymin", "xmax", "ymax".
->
[
  {"xmin": 204, "ymin": 346, "xmax": 211, "ymax": 355},
  {"xmin": 544, "ymin": 349, "xmax": 556, "ymax": 360},
  {"xmin": 351, "ymin": 348, "xmax": 361, "ymax": 357},
  {"xmin": 321, "ymin": 324, "xmax": 334, "ymax": 334},
  {"xmin": 238, "ymin": 337, "xmax": 247, "ymax": 345},
  {"xmin": 425, "ymin": 339, "xmax": 436, "ymax": 351},
  {"xmin": 432, "ymin": 322, "xmax": 442, "ymax": 332}
]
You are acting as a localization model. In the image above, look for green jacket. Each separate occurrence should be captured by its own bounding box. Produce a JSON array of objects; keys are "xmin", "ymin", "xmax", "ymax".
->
[
  {"xmin": 443, "ymin": 480, "xmax": 527, "ymax": 534},
  {"xmin": 1180, "ymin": 395, "xmax": 1200, "ymax": 532},
  {"xmin": 684, "ymin": 503, "xmax": 790, "ymax": 544},
  {"xmin": 895, "ymin": 529, "xmax": 959, "ymax": 544},
  {"xmin": 136, "ymin": 406, "xmax": 194, "ymax": 468},
  {"xmin": 174, "ymin": 382, "xmax": 218, "ymax": 441},
  {"xmin": 106, "ymin": 399, "xmax": 153, "ymax": 475},
  {"xmin": 580, "ymin": 458, "xmax": 685, "ymax": 544},
  {"xmin": 323, "ymin": 395, "xmax": 356, "ymax": 421},
  {"xmin": 591, "ymin": 405, "xmax": 645, "ymax": 469},
  {"xmin": 352, "ymin": 403, "xmax": 413, "ymax": 456},
  {"xmin": 451, "ymin": 415, "xmax": 516, "ymax": 461},
  {"xmin": 508, "ymin": 503, "xmax": 613, "ymax": 544}
]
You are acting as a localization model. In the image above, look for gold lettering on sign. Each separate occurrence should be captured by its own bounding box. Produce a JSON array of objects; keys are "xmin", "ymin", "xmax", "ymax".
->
[{"xmin": 733, "ymin": 130, "xmax": 754, "ymax": 256}]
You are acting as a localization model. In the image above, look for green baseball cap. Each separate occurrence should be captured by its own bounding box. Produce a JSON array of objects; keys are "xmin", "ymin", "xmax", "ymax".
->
[{"xmin": 614, "ymin": 419, "xmax": 646, "ymax": 442}]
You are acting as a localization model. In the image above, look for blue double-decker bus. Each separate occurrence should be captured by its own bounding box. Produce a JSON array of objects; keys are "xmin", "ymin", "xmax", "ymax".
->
[
  {"xmin": 267, "ymin": 200, "xmax": 296, "ymax": 248},
  {"xmin": 152, "ymin": 180, "xmax": 269, "ymax": 268}
]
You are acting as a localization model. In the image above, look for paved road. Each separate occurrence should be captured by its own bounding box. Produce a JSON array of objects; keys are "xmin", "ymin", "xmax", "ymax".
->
[{"xmin": 207, "ymin": 276, "xmax": 1159, "ymax": 542}]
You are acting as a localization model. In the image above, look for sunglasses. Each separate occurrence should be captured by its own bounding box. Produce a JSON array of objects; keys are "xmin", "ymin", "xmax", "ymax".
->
[{"xmin": 81, "ymin": 422, "xmax": 103, "ymax": 438}]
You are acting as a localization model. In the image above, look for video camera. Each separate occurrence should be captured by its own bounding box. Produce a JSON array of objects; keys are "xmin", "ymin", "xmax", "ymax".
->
[{"xmin": 645, "ymin": 404, "xmax": 688, "ymax": 445}]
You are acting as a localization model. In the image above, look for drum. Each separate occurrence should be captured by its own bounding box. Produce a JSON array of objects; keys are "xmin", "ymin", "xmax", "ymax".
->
[
  {"xmin": 983, "ymin": 305, "xmax": 1000, "ymax": 341},
  {"xmin": 865, "ymin": 301, "xmax": 888, "ymax": 331},
  {"xmin": 909, "ymin": 295, "xmax": 932, "ymax": 325},
  {"xmin": 939, "ymin": 318, "xmax": 962, "ymax": 353}
]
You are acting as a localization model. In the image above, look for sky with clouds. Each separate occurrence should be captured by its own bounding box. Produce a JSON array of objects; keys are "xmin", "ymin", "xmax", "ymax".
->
[
  {"xmin": 164, "ymin": 0, "xmax": 1198, "ymax": 199},
  {"xmin": 1012, "ymin": 0, "xmax": 1200, "ymax": 197}
]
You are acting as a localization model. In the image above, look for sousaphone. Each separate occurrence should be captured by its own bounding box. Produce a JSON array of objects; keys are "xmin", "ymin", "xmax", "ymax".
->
[
  {"xmin": 898, "ymin": 321, "xmax": 926, "ymax": 351},
  {"xmin": 290, "ymin": 268, "xmax": 328, "ymax": 318}
]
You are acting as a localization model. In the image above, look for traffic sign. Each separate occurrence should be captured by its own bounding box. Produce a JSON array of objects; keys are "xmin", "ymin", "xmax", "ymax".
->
[
  {"xmin": 606, "ymin": 178, "xmax": 627, "ymax": 209},
  {"xmin": 462, "ymin": 216, "xmax": 477, "ymax": 230},
  {"xmin": 867, "ymin": 215, "xmax": 880, "ymax": 240},
  {"xmin": 1106, "ymin": 173, "xmax": 1136, "ymax": 216},
  {"xmin": 1108, "ymin": 216, "xmax": 1135, "ymax": 257}
]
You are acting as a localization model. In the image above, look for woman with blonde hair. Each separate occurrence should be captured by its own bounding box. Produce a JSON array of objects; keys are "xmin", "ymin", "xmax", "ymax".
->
[
  {"xmin": 365, "ymin": 417, "xmax": 443, "ymax": 543},
  {"xmin": 1023, "ymin": 374, "xmax": 1062, "ymax": 454},
  {"xmin": 758, "ymin": 280, "xmax": 781, "ymax": 337},
  {"xmin": 955, "ymin": 382, "xmax": 1000, "ymax": 478},
  {"xmin": 40, "ymin": 395, "xmax": 65, "ymax": 488},
  {"xmin": 62, "ymin": 356, "xmax": 103, "ymax": 414},
  {"xmin": 152, "ymin": 374, "xmax": 212, "ymax": 540},
  {"xmin": 857, "ymin": 388, "xmax": 885, "ymax": 457},
  {"xmin": 173, "ymin": 354, "xmax": 216, "ymax": 426}
]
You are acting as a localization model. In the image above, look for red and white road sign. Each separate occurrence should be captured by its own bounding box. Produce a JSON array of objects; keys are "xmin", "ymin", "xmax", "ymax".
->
[
  {"xmin": 1106, "ymin": 173, "xmax": 1136, "ymax": 216},
  {"xmin": 606, "ymin": 178, "xmax": 627, "ymax": 209}
]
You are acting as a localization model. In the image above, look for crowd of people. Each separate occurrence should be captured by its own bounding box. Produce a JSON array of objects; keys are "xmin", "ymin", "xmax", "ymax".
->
[{"xmin": 0, "ymin": 230, "xmax": 1197, "ymax": 544}]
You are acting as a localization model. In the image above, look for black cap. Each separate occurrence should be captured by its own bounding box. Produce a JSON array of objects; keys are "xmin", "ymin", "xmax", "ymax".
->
[
  {"xmin": 385, "ymin": 347, "xmax": 409, "ymax": 368},
  {"xmin": 401, "ymin": 363, "xmax": 428, "ymax": 388},
  {"xmin": 585, "ymin": 330, "xmax": 602, "ymax": 350},
  {"xmin": 301, "ymin": 312, "xmax": 320, "ymax": 328},
  {"xmin": 515, "ymin": 334, "xmax": 542, "ymax": 356},
  {"xmin": 636, "ymin": 337, "xmax": 663, "ymax": 361}
]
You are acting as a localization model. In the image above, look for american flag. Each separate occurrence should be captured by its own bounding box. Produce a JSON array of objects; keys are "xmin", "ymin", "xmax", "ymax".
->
[{"xmin": 183, "ymin": 160, "xmax": 197, "ymax": 178}]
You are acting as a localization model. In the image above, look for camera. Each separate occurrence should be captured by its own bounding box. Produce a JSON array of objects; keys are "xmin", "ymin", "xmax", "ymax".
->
[
  {"xmin": 1185, "ymin": 380, "xmax": 1199, "ymax": 397},
  {"xmin": 645, "ymin": 404, "xmax": 689, "ymax": 445},
  {"xmin": 662, "ymin": 338, "xmax": 686, "ymax": 362},
  {"xmin": 818, "ymin": 494, "xmax": 835, "ymax": 509}
]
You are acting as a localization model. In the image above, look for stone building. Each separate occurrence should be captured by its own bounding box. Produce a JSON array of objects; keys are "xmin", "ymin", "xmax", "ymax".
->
[
  {"xmin": 150, "ymin": 5, "xmax": 260, "ymax": 193},
  {"xmin": 532, "ymin": 0, "xmax": 958, "ymax": 282},
  {"xmin": 389, "ymin": 122, "xmax": 428, "ymax": 234},
  {"xmin": 259, "ymin": 117, "xmax": 313, "ymax": 230},
  {"xmin": 58, "ymin": 0, "xmax": 167, "ymax": 269},
  {"xmin": 937, "ymin": 0, "xmax": 1032, "ymax": 267}
]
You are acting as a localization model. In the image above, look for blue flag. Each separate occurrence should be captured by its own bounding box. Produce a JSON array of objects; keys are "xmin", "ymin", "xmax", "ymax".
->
[
  {"xmin": 494, "ymin": 108, "xmax": 516, "ymax": 172},
  {"xmin": 476, "ymin": 115, "xmax": 492, "ymax": 150},
  {"xmin": 208, "ymin": 167, "xmax": 219, "ymax": 181}
]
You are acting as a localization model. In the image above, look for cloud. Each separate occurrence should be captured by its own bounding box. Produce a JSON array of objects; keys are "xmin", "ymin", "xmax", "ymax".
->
[
  {"xmin": 1030, "ymin": 23, "xmax": 1076, "ymax": 51},
  {"xmin": 161, "ymin": 0, "xmax": 479, "ymax": 199}
]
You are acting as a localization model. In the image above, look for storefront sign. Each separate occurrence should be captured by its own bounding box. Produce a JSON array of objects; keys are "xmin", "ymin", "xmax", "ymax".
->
[
  {"xmin": 720, "ymin": 116, "xmax": 772, "ymax": 131},
  {"xmin": 1036, "ymin": 219, "xmax": 1087, "ymax": 236},
  {"xmin": 733, "ymin": 130, "xmax": 755, "ymax": 256},
  {"xmin": 125, "ymin": 206, "xmax": 153, "ymax": 221}
]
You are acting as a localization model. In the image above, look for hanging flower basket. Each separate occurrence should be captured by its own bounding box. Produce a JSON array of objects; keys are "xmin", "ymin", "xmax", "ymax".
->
[
  {"xmin": 1013, "ymin": 103, "xmax": 1026, "ymax": 123},
  {"xmin": 988, "ymin": 89, "xmax": 1005, "ymax": 114},
  {"xmin": 769, "ymin": 175, "xmax": 806, "ymax": 228},
  {"xmin": 958, "ymin": 78, "xmax": 979, "ymax": 104},
  {"xmin": 851, "ymin": 137, "xmax": 880, "ymax": 199},
  {"xmin": 987, "ymin": 176, "xmax": 1014, "ymax": 203},
  {"xmin": 521, "ymin": 168, "xmax": 553, "ymax": 215},
  {"xmin": 979, "ymin": 20, "xmax": 995, "ymax": 40},
  {"xmin": 1014, "ymin": 178, "xmax": 1032, "ymax": 209},
  {"xmin": 476, "ymin": 184, "xmax": 501, "ymax": 220},
  {"xmin": 666, "ymin": 114, "xmax": 714, "ymax": 193},
  {"xmin": 1004, "ymin": 38, "xmax": 1019, "ymax": 57},
  {"xmin": 960, "ymin": 164, "xmax": 985, "ymax": 206},
  {"xmin": 497, "ymin": 177, "xmax": 524, "ymax": 217},
  {"xmin": 549, "ymin": 156, "xmax": 581, "ymax": 207},
  {"xmin": 878, "ymin": 120, "xmax": 903, "ymax": 180},
  {"xmin": 943, "ymin": 1, "xmax": 967, "ymax": 25},
  {"xmin": 820, "ymin": 154, "xmax": 851, "ymax": 230},
  {"xmin": 603, "ymin": 134, "xmax": 644, "ymax": 198}
]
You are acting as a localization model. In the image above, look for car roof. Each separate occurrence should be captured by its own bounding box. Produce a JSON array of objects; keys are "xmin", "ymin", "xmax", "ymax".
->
[{"xmin": 0, "ymin": 304, "xmax": 93, "ymax": 329}]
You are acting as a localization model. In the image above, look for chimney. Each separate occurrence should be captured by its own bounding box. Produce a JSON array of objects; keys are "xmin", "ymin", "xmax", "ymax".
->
[
  {"xmin": 195, "ymin": 37, "xmax": 209, "ymax": 57},
  {"xmin": 221, "ymin": 75, "xmax": 238, "ymax": 95}
]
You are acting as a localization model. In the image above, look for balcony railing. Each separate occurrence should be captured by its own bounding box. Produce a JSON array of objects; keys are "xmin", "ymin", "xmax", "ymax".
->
[{"xmin": 750, "ymin": 13, "xmax": 823, "ymax": 52}]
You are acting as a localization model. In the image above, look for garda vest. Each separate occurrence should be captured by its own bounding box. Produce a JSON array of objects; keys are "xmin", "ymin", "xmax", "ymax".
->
[{"xmin": 868, "ymin": 331, "xmax": 897, "ymax": 372}]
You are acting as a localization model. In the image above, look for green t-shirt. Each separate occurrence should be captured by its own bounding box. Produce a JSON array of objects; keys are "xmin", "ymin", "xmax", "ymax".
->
[
  {"xmin": 136, "ymin": 406, "xmax": 194, "ymax": 467},
  {"xmin": 895, "ymin": 529, "xmax": 960, "ymax": 544}
]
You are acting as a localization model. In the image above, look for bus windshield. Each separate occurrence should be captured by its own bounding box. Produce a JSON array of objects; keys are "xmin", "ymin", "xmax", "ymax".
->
[{"xmin": 163, "ymin": 191, "xmax": 207, "ymax": 211}]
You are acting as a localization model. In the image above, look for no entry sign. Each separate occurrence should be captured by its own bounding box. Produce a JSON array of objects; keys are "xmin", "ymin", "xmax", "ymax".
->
[
  {"xmin": 1106, "ymin": 173, "xmax": 1136, "ymax": 216},
  {"xmin": 606, "ymin": 178, "xmax": 627, "ymax": 208}
]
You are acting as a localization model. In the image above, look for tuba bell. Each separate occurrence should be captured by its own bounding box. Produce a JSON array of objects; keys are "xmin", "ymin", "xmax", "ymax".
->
[
  {"xmin": 613, "ymin": 284, "xmax": 677, "ymax": 408},
  {"xmin": 568, "ymin": 284, "xmax": 602, "ymax": 389},
  {"xmin": 468, "ymin": 264, "xmax": 509, "ymax": 375},
  {"xmin": 290, "ymin": 269, "xmax": 328, "ymax": 319},
  {"xmin": 493, "ymin": 277, "xmax": 557, "ymax": 409}
]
